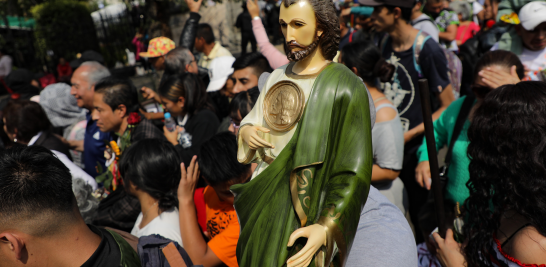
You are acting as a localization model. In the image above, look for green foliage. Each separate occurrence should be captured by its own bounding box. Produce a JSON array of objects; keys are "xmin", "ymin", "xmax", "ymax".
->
[{"xmin": 31, "ymin": 0, "xmax": 99, "ymax": 61}]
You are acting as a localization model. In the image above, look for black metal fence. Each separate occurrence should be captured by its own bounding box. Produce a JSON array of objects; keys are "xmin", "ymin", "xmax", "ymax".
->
[
  {"xmin": 94, "ymin": 8, "xmax": 137, "ymax": 68},
  {"xmin": 0, "ymin": 27, "xmax": 38, "ymax": 71}
]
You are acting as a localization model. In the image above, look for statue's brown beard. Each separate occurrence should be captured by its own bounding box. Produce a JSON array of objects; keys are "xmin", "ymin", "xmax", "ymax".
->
[{"xmin": 285, "ymin": 35, "xmax": 319, "ymax": 62}]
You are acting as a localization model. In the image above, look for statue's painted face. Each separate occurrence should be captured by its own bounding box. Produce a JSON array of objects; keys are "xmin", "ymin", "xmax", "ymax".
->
[{"xmin": 279, "ymin": 1, "xmax": 323, "ymax": 61}]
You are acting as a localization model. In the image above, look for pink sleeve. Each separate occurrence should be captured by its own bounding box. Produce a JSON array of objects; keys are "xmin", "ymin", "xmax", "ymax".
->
[
  {"xmin": 252, "ymin": 18, "xmax": 289, "ymax": 69},
  {"xmin": 132, "ymin": 36, "xmax": 138, "ymax": 45}
]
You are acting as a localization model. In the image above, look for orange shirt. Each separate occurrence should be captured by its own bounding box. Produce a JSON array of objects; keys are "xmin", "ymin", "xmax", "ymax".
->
[{"xmin": 204, "ymin": 186, "xmax": 239, "ymax": 267}]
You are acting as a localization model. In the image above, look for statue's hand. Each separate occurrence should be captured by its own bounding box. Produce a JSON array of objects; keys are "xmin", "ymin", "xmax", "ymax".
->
[
  {"xmin": 286, "ymin": 224, "xmax": 327, "ymax": 267},
  {"xmin": 240, "ymin": 125, "xmax": 275, "ymax": 150}
]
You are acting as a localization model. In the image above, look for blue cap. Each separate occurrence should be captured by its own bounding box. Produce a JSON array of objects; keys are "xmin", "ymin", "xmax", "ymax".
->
[{"xmin": 164, "ymin": 112, "xmax": 171, "ymax": 119}]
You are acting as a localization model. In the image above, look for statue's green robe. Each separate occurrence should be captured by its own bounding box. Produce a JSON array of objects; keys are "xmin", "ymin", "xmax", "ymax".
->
[{"xmin": 231, "ymin": 63, "xmax": 373, "ymax": 267}]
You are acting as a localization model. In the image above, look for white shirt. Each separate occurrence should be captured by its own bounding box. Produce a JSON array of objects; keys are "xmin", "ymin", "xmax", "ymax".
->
[
  {"xmin": 131, "ymin": 208, "xmax": 183, "ymax": 246},
  {"xmin": 29, "ymin": 132, "xmax": 97, "ymax": 190},
  {"xmin": 0, "ymin": 55, "xmax": 12, "ymax": 78},
  {"xmin": 519, "ymin": 47, "xmax": 546, "ymax": 80}
]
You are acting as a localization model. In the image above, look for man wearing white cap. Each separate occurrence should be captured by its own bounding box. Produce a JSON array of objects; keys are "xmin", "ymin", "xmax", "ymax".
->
[
  {"xmin": 206, "ymin": 56, "xmax": 236, "ymax": 92},
  {"xmin": 517, "ymin": 1, "xmax": 546, "ymax": 80},
  {"xmin": 207, "ymin": 56, "xmax": 237, "ymax": 131},
  {"xmin": 491, "ymin": 2, "xmax": 546, "ymax": 80}
]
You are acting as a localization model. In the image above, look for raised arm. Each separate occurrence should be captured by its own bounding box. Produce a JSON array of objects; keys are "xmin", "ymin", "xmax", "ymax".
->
[
  {"xmin": 179, "ymin": 0, "xmax": 203, "ymax": 51},
  {"xmin": 178, "ymin": 157, "xmax": 225, "ymax": 267},
  {"xmin": 248, "ymin": 0, "xmax": 289, "ymax": 69},
  {"xmin": 439, "ymin": 24, "xmax": 458, "ymax": 43}
]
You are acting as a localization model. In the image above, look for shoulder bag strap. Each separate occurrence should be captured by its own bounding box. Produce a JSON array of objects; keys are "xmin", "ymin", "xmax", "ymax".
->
[
  {"xmin": 163, "ymin": 242, "xmax": 188, "ymax": 267},
  {"xmin": 444, "ymin": 95, "xmax": 475, "ymax": 166}
]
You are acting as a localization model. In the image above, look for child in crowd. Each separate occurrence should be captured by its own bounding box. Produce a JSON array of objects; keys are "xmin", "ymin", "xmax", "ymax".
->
[
  {"xmin": 228, "ymin": 87, "xmax": 260, "ymax": 135},
  {"xmin": 177, "ymin": 132, "xmax": 252, "ymax": 267},
  {"xmin": 119, "ymin": 138, "xmax": 183, "ymax": 245}
]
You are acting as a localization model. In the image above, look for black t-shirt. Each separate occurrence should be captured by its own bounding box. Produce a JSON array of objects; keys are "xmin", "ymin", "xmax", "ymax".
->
[
  {"xmin": 81, "ymin": 225, "xmax": 121, "ymax": 267},
  {"xmin": 380, "ymin": 37, "xmax": 450, "ymax": 153}
]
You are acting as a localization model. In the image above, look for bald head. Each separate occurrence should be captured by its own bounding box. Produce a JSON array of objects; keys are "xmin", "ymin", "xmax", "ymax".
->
[{"xmin": 71, "ymin": 61, "xmax": 110, "ymax": 110}]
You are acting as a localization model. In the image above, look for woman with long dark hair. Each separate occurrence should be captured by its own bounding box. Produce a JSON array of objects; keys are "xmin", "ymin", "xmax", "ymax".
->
[
  {"xmin": 159, "ymin": 73, "xmax": 220, "ymax": 166},
  {"xmin": 415, "ymin": 50, "xmax": 523, "ymax": 205},
  {"xmin": 120, "ymin": 138, "xmax": 182, "ymax": 245},
  {"xmin": 434, "ymin": 81, "xmax": 546, "ymax": 267},
  {"xmin": 415, "ymin": 50, "xmax": 523, "ymax": 263}
]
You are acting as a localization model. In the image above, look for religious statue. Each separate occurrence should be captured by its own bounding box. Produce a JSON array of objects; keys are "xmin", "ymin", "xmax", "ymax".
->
[{"xmin": 230, "ymin": 0, "xmax": 373, "ymax": 266}]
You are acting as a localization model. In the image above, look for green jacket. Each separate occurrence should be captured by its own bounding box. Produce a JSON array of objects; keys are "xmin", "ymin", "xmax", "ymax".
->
[
  {"xmin": 231, "ymin": 63, "xmax": 373, "ymax": 267},
  {"xmin": 416, "ymin": 96, "xmax": 475, "ymax": 205}
]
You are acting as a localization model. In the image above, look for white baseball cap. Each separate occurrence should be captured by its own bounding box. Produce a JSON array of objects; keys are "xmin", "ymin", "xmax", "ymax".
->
[
  {"xmin": 519, "ymin": 2, "xmax": 546, "ymax": 31},
  {"xmin": 206, "ymin": 56, "xmax": 236, "ymax": 92}
]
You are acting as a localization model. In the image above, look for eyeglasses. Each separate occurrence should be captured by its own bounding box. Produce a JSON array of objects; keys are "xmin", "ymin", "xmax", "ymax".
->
[{"xmin": 230, "ymin": 118, "xmax": 240, "ymax": 130}]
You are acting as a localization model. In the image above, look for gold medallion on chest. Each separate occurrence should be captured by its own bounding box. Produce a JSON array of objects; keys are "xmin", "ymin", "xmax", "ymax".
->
[{"xmin": 263, "ymin": 80, "xmax": 305, "ymax": 132}]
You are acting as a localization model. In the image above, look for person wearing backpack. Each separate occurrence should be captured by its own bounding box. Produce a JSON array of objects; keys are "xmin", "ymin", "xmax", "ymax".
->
[
  {"xmin": 363, "ymin": 0, "xmax": 455, "ymax": 243},
  {"xmin": 411, "ymin": 0, "xmax": 440, "ymax": 42}
]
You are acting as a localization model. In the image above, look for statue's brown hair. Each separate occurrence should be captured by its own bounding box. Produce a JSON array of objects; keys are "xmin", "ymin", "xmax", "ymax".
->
[{"xmin": 282, "ymin": 0, "xmax": 340, "ymax": 61}]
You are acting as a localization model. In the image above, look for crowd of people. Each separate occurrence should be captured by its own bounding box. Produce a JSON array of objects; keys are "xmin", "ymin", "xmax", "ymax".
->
[{"xmin": 0, "ymin": 0, "xmax": 545, "ymax": 266}]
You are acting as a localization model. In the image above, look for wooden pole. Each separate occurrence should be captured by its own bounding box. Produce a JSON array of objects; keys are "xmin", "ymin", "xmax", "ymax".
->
[{"xmin": 418, "ymin": 79, "xmax": 447, "ymax": 238}]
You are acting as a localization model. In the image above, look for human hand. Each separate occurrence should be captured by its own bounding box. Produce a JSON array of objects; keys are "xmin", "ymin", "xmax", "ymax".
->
[
  {"xmin": 139, "ymin": 108, "xmax": 153, "ymax": 120},
  {"xmin": 164, "ymin": 125, "xmax": 181, "ymax": 146},
  {"xmin": 341, "ymin": 8, "xmax": 352, "ymax": 16},
  {"xmin": 247, "ymin": 0, "xmax": 260, "ymax": 18},
  {"xmin": 141, "ymin": 86, "xmax": 156, "ymax": 100},
  {"xmin": 186, "ymin": 0, "xmax": 203, "ymax": 13},
  {"xmin": 286, "ymin": 224, "xmax": 327, "ymax": 267},
  {"xmin": 433, "ymin": 229, "xmax": 466, "ymax": 267},
  {"xmin": 478, "ymin": 65, "xmax": 520, "ymax": 89},
  {"xmin": 415, "ymin": 161, "xmax": 432, "ymax": 190},
  {"xmin": 240, "ymin": 125, "xmax": 275, "ymax": 150},
  {"xmin": 178, "ymin": 156, "xmax": 200, "ymax": 203}
]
